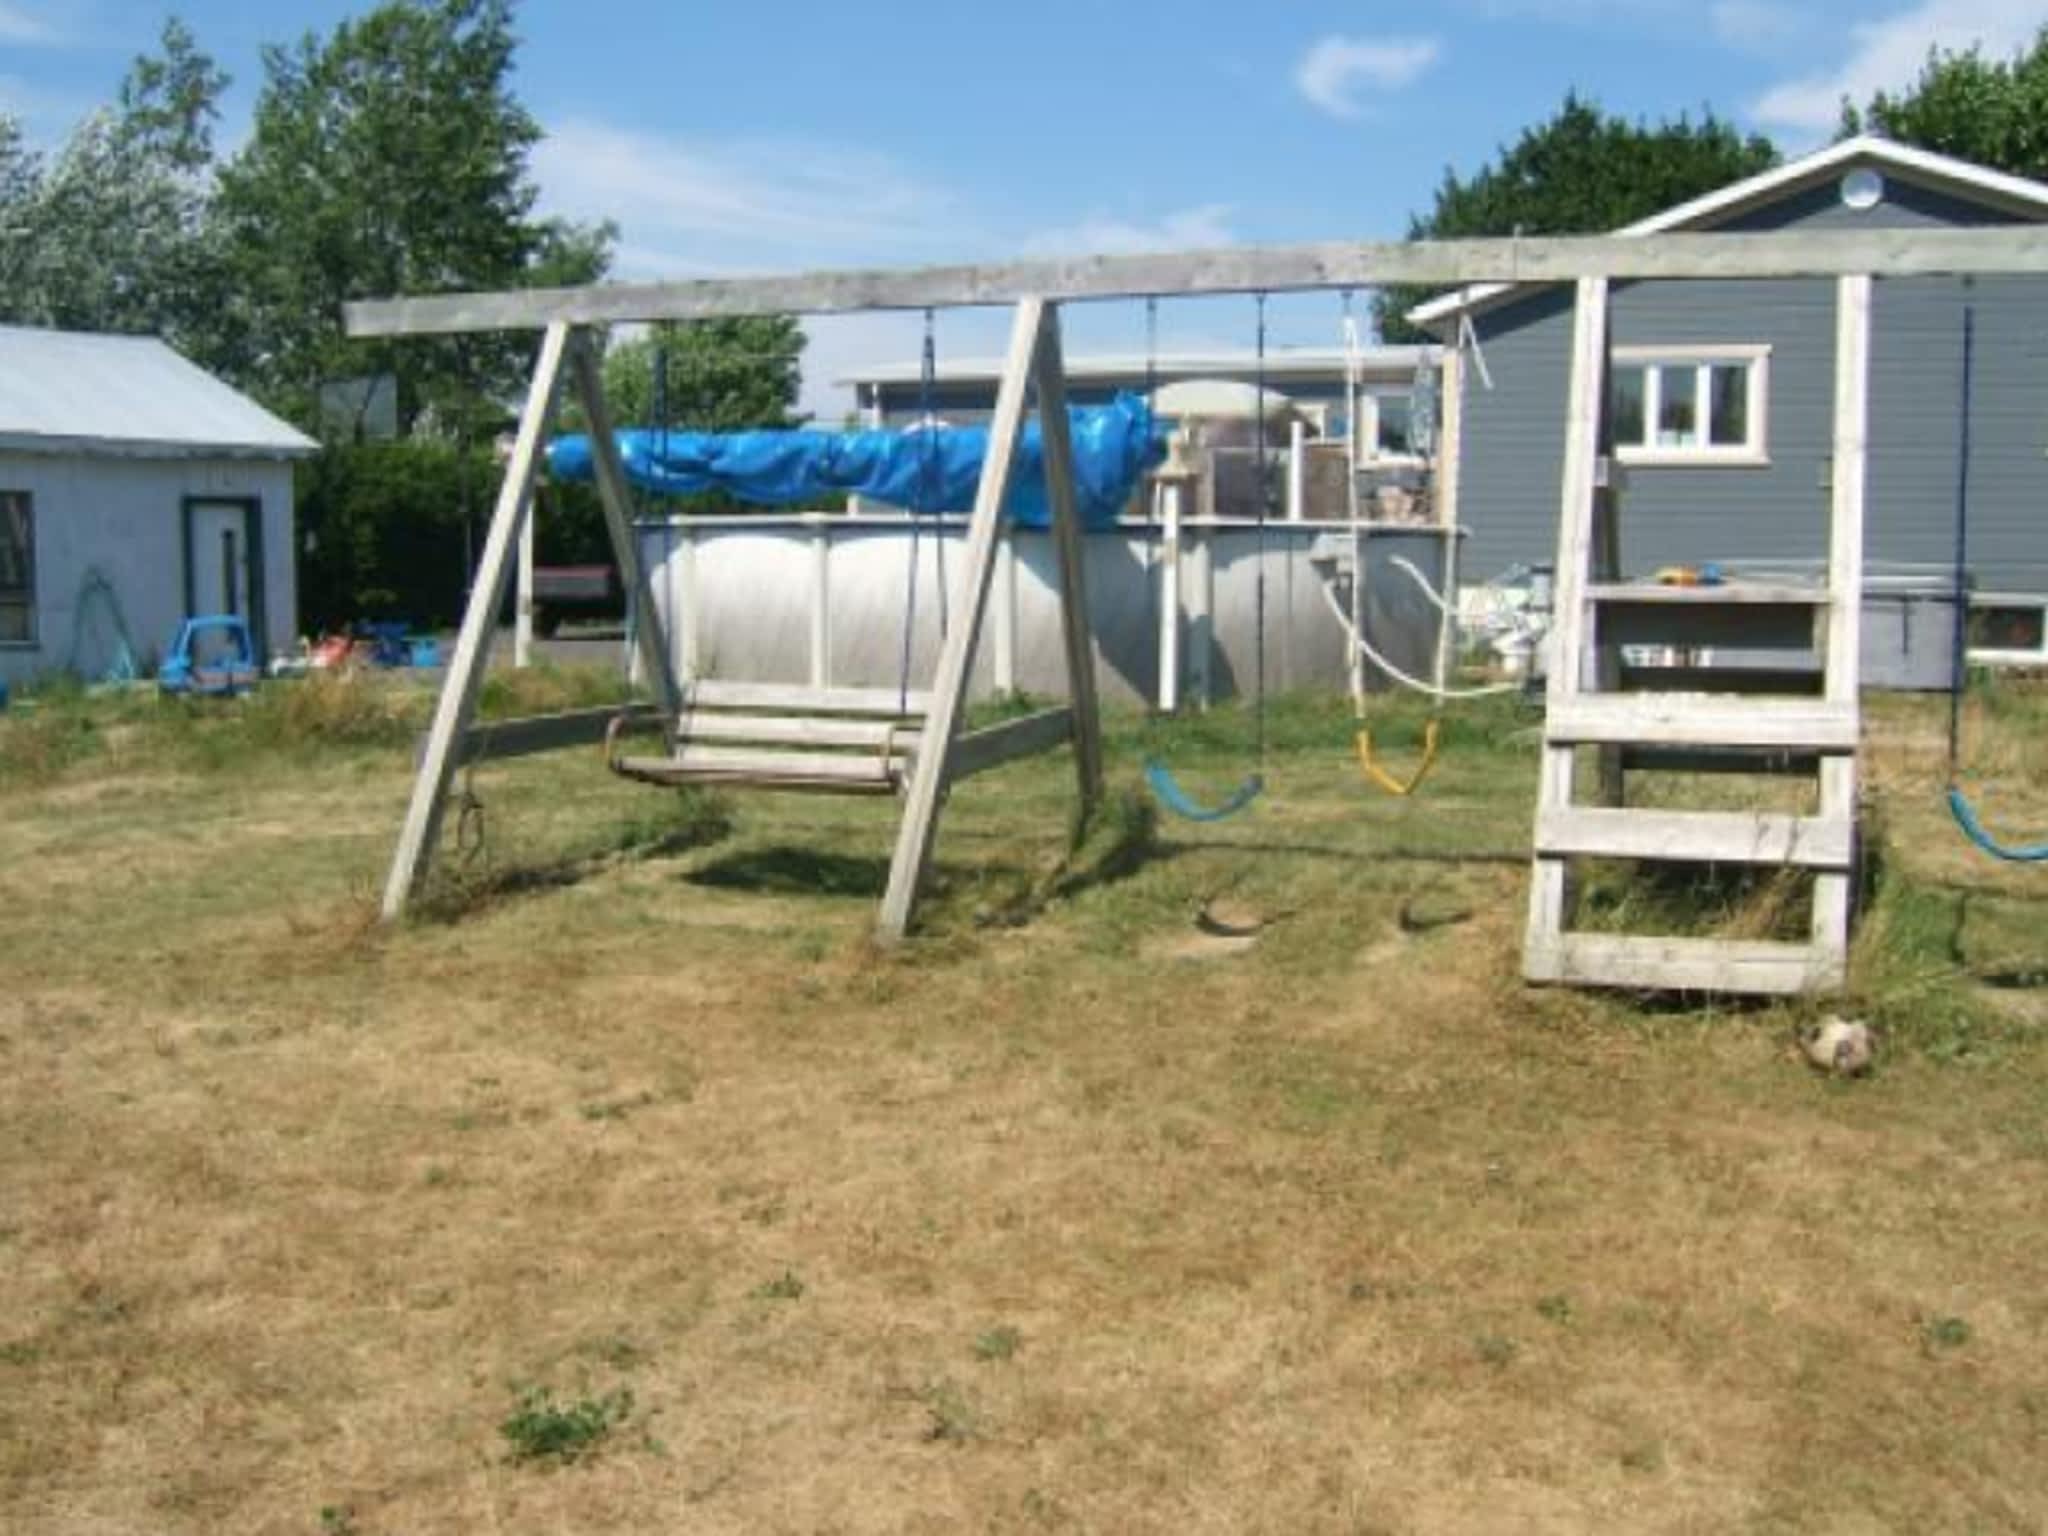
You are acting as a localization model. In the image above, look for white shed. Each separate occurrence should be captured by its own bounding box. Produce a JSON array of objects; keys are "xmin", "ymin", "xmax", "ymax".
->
[{"xmin": 0, "ymin": 326, "xmax": 318, "ymax": 688}]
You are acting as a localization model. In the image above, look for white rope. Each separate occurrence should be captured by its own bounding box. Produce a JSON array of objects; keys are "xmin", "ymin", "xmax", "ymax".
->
[
  {"xmin": 1313, "ymin": 571, "xmax": 1522, "ymax": 700},
  {"xmin": 1390, "ymin": 554, "xmax": 1452, "ymax": 617}
]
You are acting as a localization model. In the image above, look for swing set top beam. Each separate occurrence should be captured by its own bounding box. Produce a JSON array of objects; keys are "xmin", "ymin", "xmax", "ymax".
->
[{"xmin": 343, "ymin": 226, "xmax": 2048, "ymax": 338}]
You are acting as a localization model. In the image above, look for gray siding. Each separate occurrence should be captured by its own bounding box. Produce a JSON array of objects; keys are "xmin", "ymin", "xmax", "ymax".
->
[{"xmin": 1453, "ymin": 177, "xmax": 2048, "ymax": 597}]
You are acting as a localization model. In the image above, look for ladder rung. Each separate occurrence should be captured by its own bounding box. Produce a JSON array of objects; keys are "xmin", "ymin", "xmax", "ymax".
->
[
  {"xmin": 1525, "ymin": 933, "xmax": 1843, "ymax": 995},
  {"xmin": 1547, "ymin": 696, "xmax": 1858, "ymax": 751},
  {"xmin": 1535, "ymin": 807, "xmax": 1852, "ymax": 868}
]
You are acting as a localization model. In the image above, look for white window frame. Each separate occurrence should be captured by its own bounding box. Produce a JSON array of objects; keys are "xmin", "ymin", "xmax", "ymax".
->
[
  {"xmin": 1611, "ymin": 343, "xmax": 1770, "ymax": 468},
  {"xmin": 1354, "ymin": 391, "xmax": 1426, "ymax": 467},
  {"xmin": 1968, "ymin": 592, "xmax": 2048, "ymax": 667}
]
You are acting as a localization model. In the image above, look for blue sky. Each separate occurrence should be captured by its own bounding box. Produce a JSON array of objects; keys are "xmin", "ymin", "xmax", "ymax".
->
[{"xmin": 2, "ymin": 0, "xmax": 2043, "ymax": 411}]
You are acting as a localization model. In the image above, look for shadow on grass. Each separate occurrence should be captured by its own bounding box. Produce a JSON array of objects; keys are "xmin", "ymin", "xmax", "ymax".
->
[
  {"xmin": 1178, "ymin": 837, "xmax": 1525, "ymax": 869},
  {"xmin": 418, "ymin": 795, "xmax": 735, "ymax": 922},
  {"xmin": 688, "ymin": 846, "xmax": 891, "ymax": 900}
]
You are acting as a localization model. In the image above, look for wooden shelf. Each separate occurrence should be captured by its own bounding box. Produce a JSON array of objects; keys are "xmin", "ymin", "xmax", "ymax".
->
[{"xmin": 1586, "ymin": 581, "xmax": 1832, "ymax": 605}]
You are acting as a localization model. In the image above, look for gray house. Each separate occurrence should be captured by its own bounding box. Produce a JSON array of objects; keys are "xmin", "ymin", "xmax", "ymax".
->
[
  {"xmin": 0, "ymin": 327, "xmax": 317, "ymax": 689},
  {"xmin": 1411, "ymin": 136, "xmax": 2048, "ymax": 667}
]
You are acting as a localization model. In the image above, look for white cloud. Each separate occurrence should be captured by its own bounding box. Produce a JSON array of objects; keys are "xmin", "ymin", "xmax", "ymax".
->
[
  {"xmin": 532, "ymin": 118, "xmax": 962, "ymax": 270},
  {"xmin": 1711, "ymin": 0, "xmax": 1808, "ymax": 49},
  {"xmin": 0, "ymin": 4, "xmax": 60, "ymax": 46},
  {"xmin": 1752, "ymin": 0, "xmax": 2047, "ymax": 134},
  {"xmin": 1295, "ymin": 35, "xmax": 1442, "ymax": 118},
  {"xmin": 1020, "ymin": 203, "xmax": 1236, "ymax": 257}
]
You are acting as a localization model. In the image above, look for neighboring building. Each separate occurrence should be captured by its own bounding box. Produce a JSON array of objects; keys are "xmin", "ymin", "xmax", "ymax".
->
[
  {"xmin": 1409, "ymin": 136, "xmax": 2048, "ymax": 664},
  {"xmin": 844, "ymin": 344, "xmax": 1439, "ymax": 455},
  {"xmin": 0, "ymin": 326, "xmax": 318, "ymax": 688}
]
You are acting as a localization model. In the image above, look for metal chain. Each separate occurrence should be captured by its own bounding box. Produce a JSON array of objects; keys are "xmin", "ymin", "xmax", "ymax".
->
[{"xmin": 1253, "ymin": 292, "xmax": 1270, "ymax": 760}]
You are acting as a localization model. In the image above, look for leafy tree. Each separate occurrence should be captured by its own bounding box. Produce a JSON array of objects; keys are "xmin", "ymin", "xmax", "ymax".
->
[
  {"xmin": 599, "ymin": 317, "xmax": 808, "ymax": 431},
  {"xmin": 1843, "ymin": 28, "xmax": 2048, "ymax": 180},
  {"xmin": 585, "ymin": 317, "xmax": 809, "ymax": 518},
  {"xmin": 0, "ymin": 115, "xmax": 38, "ymax": 299},
  {"xmin": 1379, "ymin": 94, "xmax": 1779, "ymax": 339},
  {"xmin": 211, "ymin": 0, "xmax": 612, "ymax": 433},
  {"xmin": 1, "ymin": 19, "xmax": 229, "ymax": 350}
]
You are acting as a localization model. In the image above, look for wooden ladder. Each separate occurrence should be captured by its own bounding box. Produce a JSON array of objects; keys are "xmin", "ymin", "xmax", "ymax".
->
[{"xmin": 1522, "ymin": 275, "xmax": 1870, "ymax": 997}]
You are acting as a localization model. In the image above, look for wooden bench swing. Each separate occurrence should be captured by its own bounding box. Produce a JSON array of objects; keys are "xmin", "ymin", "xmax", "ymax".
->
[
  {"xmin": 352, "ymin": 222, "xmax": 2048, "ymax": 965},
  {"xmin": 370, "ymin": 298, "xmax": 1104, "ymax": 940}
]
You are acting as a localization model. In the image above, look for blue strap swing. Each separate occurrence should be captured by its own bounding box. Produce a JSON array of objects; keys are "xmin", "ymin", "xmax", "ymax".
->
[
  {"xmin": 1942, "ymin": 298, "xmax": 2048, "ymax": 863},
  {"xmin": 1142, "ymin": 293, "xmax": 1269, "ymax": 822}
]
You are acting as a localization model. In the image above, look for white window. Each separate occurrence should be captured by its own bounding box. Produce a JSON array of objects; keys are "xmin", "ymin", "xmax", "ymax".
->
[
  {"xmin": 1610, "ymin": 345, "xmax": 1769, "ymax": 466},
  {"xmin": 1969, "ymin": 595, "xmax": 2048, "ymax": 666},
  {"xmin": 1353, "ymin": 392, "xmax": 1421, "ymax": 462},
  {"xmin": 0, "ymin": 491, "xmax": 32, "ymax": 645}
]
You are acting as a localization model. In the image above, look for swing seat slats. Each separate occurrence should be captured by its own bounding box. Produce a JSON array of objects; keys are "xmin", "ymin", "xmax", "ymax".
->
[
  {"xmin": 612, "ymin": 744, "xmax": 908, "ymax": 795},
  {"xmin": 607, "ymin": 692, "xmax": 922, "ymax": 797},
  {"xmin": 679, "ymin": 680, "xmax": 931, "ymax": 717},
  {"xmin": 671, "ymin": 712, "xmax": 924, "ymax": 753}
]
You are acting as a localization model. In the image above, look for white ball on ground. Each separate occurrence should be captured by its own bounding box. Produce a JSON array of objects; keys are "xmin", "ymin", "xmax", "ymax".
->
[{"xmin": 1800, "ymin": 1015, "xmax": 1875, "ymax": 1076}]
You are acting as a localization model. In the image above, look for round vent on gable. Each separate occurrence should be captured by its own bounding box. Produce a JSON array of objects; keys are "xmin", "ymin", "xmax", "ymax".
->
[{"xmin": 1842, "ymin": 168, "xmax": 1885, "ymax": 210}]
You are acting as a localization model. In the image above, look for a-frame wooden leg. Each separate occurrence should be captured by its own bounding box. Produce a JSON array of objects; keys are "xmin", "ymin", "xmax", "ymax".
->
[
  {"xmin": 877, "ymin": 297, "xmax": 1047, "ymax": 941},
  {"xmin": 1524, "ymin": 277, "xmax": 1608, "ymax": 978},
  {"xmin": 567, "ymin": 332, "xmax": 684, "ymax": 739},
  {"xmin": 1812, "ymin": 273, "xmax": 1871, "ymax": 986},
  {"xmin": 1029, "ymin": 305, "xmax": 1105, "ymax": 808},
  {"xmin": 381, "ymin": 321, "xmax": 575, "ymax": 919}
]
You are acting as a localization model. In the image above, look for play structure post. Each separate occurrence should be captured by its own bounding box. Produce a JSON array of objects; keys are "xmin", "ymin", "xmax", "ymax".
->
[
  {"xmin": 1030, "ymin": 304, "xmax": 1107, "ymax": 805},
  {"xmin": 382, "ymin": 321, "xmax": 573, "ymax": 919},
  {"xmin": 877, "ymin": 298, "xmax": 1047, "ymax": 940},
  {"xmin": 1813, "ymin": 272, "xmax": 1871, "ymax": 957},
  {"xmin": 567, "ymin": 334, "xmax": 685, "ymax": 738}
]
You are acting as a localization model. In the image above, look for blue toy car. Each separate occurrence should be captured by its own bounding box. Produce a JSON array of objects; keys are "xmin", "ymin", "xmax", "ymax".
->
[{"xmin": 159, "ymin": 615, "xmax": 260, "ymax": 697}]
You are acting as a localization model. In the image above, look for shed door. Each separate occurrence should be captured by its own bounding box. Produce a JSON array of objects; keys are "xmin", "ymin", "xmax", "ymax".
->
[{"xmin": 185, "ymin": 500, "xmax": 259, "ymax": 622}]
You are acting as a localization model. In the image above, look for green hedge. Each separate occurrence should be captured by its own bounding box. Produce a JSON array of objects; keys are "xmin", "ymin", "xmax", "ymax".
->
[{"xmin": 294, "ymin": 441, "xmax": 612, "ymax": 632}]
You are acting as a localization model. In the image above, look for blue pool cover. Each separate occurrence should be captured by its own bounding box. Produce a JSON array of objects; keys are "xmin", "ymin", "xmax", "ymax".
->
[{"xmin": 547, "ymin": 392, "xmax": 1160, "ymax": 529}]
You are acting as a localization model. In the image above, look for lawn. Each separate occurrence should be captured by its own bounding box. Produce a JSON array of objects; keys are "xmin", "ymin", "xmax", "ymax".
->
[{"xmin": 1, "ymin": 667, "xmax": 2045, "ymax": 1534}]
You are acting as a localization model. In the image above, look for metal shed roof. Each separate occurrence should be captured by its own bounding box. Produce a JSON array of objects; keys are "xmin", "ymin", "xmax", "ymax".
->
[{"xmin": 0, "ymin": 326, "xmax": 319, "ymax": 459}]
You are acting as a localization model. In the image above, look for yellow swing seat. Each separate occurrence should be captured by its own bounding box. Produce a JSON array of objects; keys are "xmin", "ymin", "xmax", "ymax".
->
[{"xmin": 1355, "ymin": 718, "xmax": 1441, "ymax": 798}]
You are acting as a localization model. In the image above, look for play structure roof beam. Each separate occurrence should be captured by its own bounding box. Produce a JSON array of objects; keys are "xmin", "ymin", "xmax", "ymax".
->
[{"xmin": 344, "ymin": 227, "xmax": 2048, "ymax": 336}]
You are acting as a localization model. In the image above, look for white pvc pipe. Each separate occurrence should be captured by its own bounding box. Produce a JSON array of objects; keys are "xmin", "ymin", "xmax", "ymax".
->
[
  {"xmin": 1287, "ymin": 419, "xmax": 1306, "ymax": 522},
  {"xmin": 514, "ymin": 498, "xmax": 534, "ymax": 668},
  {"xmin": 1158, "ymin": 479, "xmax": 1183, "ymax": 711}
]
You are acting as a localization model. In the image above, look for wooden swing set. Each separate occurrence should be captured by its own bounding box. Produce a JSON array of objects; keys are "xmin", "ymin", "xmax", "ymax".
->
[{"xmin": 349, "ymin": 222, "xmax": 2048, "ymax": 975}]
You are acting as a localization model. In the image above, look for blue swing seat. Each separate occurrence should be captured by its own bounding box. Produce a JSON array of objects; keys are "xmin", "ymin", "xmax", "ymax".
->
[
  {"xmin": 1948, "ymin": 786, "xmax": 2048, "ymax": 864},
  {"xmin": 1144, "ymin": 759, "xmax": 1264, "ymax": 823}
]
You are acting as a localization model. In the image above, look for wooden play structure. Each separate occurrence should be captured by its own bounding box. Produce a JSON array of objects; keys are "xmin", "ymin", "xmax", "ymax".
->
[
  {"xmin": 349, "ymin": 224, "xmax": 2048, "ymax": 979},
  {"xmin": 1524, "ymin": 274, "xmax": 1871, "ymax": 994}
]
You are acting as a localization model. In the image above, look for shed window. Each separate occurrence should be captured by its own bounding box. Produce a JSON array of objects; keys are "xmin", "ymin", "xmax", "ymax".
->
[
  {"xmin": 0, "ymin": 491, "xmax": 32, "ymax": 645},
  {"xmin": 1609, "ymin": 345, "xmax": 1769, "ymax": 466}
]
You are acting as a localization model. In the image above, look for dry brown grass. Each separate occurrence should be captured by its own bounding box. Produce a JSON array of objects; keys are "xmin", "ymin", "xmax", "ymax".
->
[{"xmin": 1, "ymin": 683, "xmax": 2045, "ymax": 1533}]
